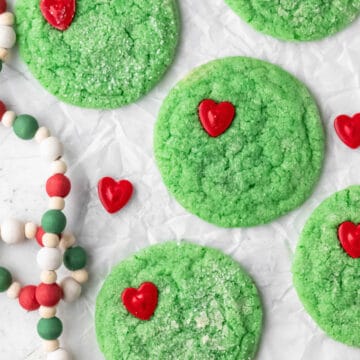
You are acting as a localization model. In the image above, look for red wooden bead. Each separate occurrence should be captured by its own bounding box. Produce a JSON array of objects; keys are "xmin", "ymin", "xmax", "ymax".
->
[
  {"xmin": 46, "ymin": 174, "xmax": 71, "ymax": 198},
  {"xmin": 36, "ymin": 283, "xmax": 63, "ymax": 307},
  {"xmin": 19, "ymin": 285, "xmax": 40, "ymax": 311},
  {"xmin": 0, "ymin": 101, "xmax": 6, "ymax": 120},
  {"xmin": 35, "ymin": 227, "xmax": 45, "ymax": 247},
  {"xmin": 0, "ymin": 0, "xmax": 7, "ymax": 14}
]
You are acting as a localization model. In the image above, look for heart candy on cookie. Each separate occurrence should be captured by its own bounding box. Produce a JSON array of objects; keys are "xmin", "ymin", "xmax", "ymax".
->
[
  {"xmin": 198, "ymin": 99, "xmax": 235, "ymax": 137},
  {"xmin": 338, "ymin": 221, "xmax": 360, "ymax": 258},
  {"xmin": 40, "ymin": 0, "xmax": 76, "ymax": 31},
  {"xmin": 121, "ymin": 282, "xmax": 158, "ymax": 321}
]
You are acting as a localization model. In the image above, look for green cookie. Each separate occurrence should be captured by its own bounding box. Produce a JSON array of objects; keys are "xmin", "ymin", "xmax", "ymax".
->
[
  {"xmin": 96, "ymin": 241, "xmax": 263, "ymax": 360},
  {"xmin": 154, "ymin": 57, "xmax": 324, "ymax": 228},
  {"xmin": 293, "ymin": 186, "xmax": 360, "ymax": 347},
  {"xmin": 16, "ymin": 0, "xmax": 179, "ymax": 109},
  {"xmin": 225, "ymin": 0, "xmax": 360, "ymax": 41}
]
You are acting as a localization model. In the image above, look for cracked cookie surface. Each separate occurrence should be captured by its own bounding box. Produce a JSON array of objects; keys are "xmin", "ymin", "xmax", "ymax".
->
[
  {"xmin": 293, "ymin": 186, "xmax": 360, "ymax": 347},
  {"xmin": 95, "ymin": 241, "xmax": 263, "ymax": 360},
  {"xmin": 16, "ymin": 0, "xmax": 179, "ymax": 109},
  {"xmin": 154, "ymin": 57, "xmax": 324, "ymax": 228},
  {"xmin": 225, "ymin": 0, "xmax": 360, "ymax": 41}
]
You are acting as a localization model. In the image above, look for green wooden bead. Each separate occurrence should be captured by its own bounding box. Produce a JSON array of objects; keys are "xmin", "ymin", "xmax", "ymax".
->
[
  {"xmin": 13, "ymin": 114, "xmax": 39, "ymax": 140},
  {"xmin": 0, "ymin": 267, "xmax": 12, "ymax": 292},
  {"xmin": 37, "ymin": 317, "xmax": 63, "ymax": 340},
  {"xmin": 41, "ymin": 210, "xmax": 67, "ymax": 234},
  {"xmin": 64, "ymin": 246, "xmax": 87, "ymax": 271}
]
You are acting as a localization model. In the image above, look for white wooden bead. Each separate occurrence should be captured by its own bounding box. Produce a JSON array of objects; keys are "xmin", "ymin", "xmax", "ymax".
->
[
  {"xmin": 41, "ymin": 270, "xmax": 57, "ymax": 284},
  {"xmin": 35, "ymin": 126, "xmax": 51, "ymax": 143},
  {"xmin": 40, "ymin": 137, "xmax": 64, "ymax": 162},
  {"xmin": 0, "ymin": 12, "xmax": 15, "ymax": 26},
  {"xmin": 1, "ymin": 218, "xmax": 25, "ymax": 244},
  {"xmin": 6, "ymin": 281, "xmax": 21, "ymax": 299},
  {"xmin": 0, "ymin": 47, "xmax": 8, "ymax": 61},
  {"xmin": 0, "ymin": 25, "xmax": 16, "ymax": 48},
  {"xmin": 51, "ymin": 160, "xmax": 67, "ymax": 174},
  {"xmin": 61, "ymin": 277, "xmax": 81, "ymax": 303},
  {"xmin": 2, "ymin": 110, "xmax": 16, "ymax": 127},
  {"xmin": 39, "ymin": 306, "xmax": 57, "ymax": 319},
  {"xmin": 25, "ymin": 222, "xmax": 37, "ymax": 239},
  {"xmin": 71, "ymin": 269, "xmax": 88, "ymax": 284},
  {"xmin": 59, "ymin": 233, "xmax": 75, "ymax": 251},
  {"xmin": 42, "ymin": 233, "xmax": 60, "ymax": 248},
  {"xmin": 47, "ymin": 348, "xmax": 72, "ymax": 360},
  {"xmin": 43, "ymin": 340, "xmax": 60, "ymax": 353},
  {"xmin": 49, "ymin": 197, "xmax": 65, "ymax": 210},
  {"xmin": 37, "ymin": 248, "xmax": 62, "ymax": 271}
]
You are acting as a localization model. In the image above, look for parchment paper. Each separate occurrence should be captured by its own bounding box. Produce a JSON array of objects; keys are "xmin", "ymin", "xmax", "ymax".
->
[{"xmin": 1, "ymin": 0, "xmax": 360, "ymax": 359}]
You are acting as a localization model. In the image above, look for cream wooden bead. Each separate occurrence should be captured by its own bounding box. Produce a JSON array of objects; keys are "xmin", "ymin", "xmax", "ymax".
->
[
  {"xmin": 71, "ymin": 269, "xmax": 88, "ymax": 284},
  {"xmin": 43, "ymin": 340, "xmax": 60, "ymax": 353},
  {"xmin": 49, "ymin": 197, "xmax": 65, "ymax": 210},
  {"xmin": 41, "ymin": 270, "xmax": 57, "ymax": 284},
  {"xmin": 39, "ymin": 306, "xmax": 57, "ymax": 319},
  {"xmin": 51, "ymin": 160, "xmax": 67, "ymax": 174},
  {"xmin": 42, "ymin": 233, "xmax": 60, "ymax": 248},
  {"xmin": 6, "ymin": 281, "xmax": 21, "ymax": 299},
  {"xmin": 0, "ymin": 25, "xmax": 16, "ymax": 48},
  {"xmin": 25, "ymin": 222, "xmax": 37, "ymax": 239},
  {"xmin": 35, "ymin": 126, "xmax": 51, "ymax": 143},
  {"xmin": 47, "ymin": 348, "xmax": 72, "ymax": 360},
  {"xmin": 0, "ymin": 47, "xmax": 8, "ymax": 61},
  {"xmin": 1, "ymin": 218, "xmax": 25, "ymax": 244},
  {"xmin": 61, "ymin": 277, "xmax": 81, "ymax": 303},
  {"xmin": 37, "ymin": 248, "xmax": 62, "ymax": 270},
  {"xmin": 2, "ymin": 110, "xmax": 16, "ymax": 127},
  {"xmin": 40, "ymin": 137, "xmax": 64, "ymax": 161},
  {"xmin": 59, "ymin": 233, "xmax": 75, "ymax": 251},
  {"xmin": 0, "ymin": 12, "xmax": 15, "ymax": 26}
]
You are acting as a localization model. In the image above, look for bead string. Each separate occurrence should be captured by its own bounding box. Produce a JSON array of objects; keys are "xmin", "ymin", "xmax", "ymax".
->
[
  {"xmin": 0, "ymin": 100, "xmax": 88, "ymax": 360},
  {"xmin": 0, "ymin": 3, "xmax": 88, "ymax": 358}
]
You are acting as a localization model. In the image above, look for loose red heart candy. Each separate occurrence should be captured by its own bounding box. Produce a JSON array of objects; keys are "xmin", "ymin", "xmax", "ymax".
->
[
  {"xmin": 334, "ymin": 113, "xmax": 360, "ymax": 149},
  {"xmin": 198, "ymin": 99, "xmax": 236, "ymax": 137},
  {"xmin": 40, "ymin": 0, "xmax": 76, "ymax": 31},
  {"xmin": 121, "ymin": 282, "xmax": 158, "ymax": 321},
  {"xmin": 0, "ymin": 0, "xmax": 7, "ymax": 14},
  {"xmin": 98, "ymin": 177, "xmax": 133, "ymax": 214},
  {"xmin": 338, "ymin": 221, "xmax": 360, "ymax": 258}
]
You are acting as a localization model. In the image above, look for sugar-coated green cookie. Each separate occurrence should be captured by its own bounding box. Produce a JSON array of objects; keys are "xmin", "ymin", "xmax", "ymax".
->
[
  {"xmin": 225, "ymin": 0, "xmax": 360, "ymax": 41},
  {"xmin": 15, "ymin": 0, "xmax": 179, "ymax": 109},
  {"xmin": 154, "ymin": 57, "xmax": 324, "ymax": 228},
  {"xmin": 293, "ymin": 186, "xmax": 360, "ymax": 347},
  {"xmin": 95, "ymin": 241, "xmax": 263, "ymax": 360}
]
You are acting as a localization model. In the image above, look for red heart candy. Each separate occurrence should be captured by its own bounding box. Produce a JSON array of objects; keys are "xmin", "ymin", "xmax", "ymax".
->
[
  {"xmin": 334, "ymin": 113, "xmax": 360, "ymax": 149},
  {"xmin": 40, "ymin": 0, "xmax": 76, "ymax": 31},
  {"xmin": 198, "ymin": 99, "xmax": 235, "ymax": 137},
  {"xmin": 338, "ymin": 221, "xmax": 360, "ymax": 258},
  {"xmin": 121, "ymin": 282, "xmax": 158, "ymax": 321},
  {"xmin": 98, "ymin": 177, "xmax": 133, "ymax": 214}
]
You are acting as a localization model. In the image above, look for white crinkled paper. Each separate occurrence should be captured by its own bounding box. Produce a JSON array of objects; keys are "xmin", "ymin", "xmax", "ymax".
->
[{"xmin": 1, "ymin": 0, "xmax": 360, "ymax": 359}]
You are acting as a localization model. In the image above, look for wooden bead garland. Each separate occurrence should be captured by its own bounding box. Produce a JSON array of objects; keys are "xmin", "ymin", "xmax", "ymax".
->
[
  {"xmin": 0, "ymin": 3, "xmax": 88, "ymax": 358},
  {"xmin": 0, "ymin": 99, "xmax": 89, "ymax": 359},
  {"xmin": 0, "ymin": 0, "xmax": 15, "ymax": 66}
]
